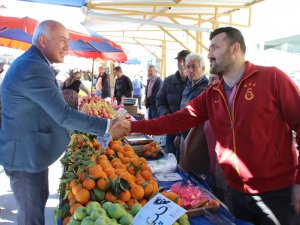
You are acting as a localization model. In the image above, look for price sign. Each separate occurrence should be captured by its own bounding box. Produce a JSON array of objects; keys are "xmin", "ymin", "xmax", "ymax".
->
[{"xmin": 132, "ymin": 193, "xmax": 186, "ymax": 225}]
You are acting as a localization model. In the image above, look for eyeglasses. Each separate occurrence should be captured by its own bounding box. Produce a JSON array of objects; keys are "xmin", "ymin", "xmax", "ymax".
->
[{"xmin": 186, "ymin": 64, "xmax": 199, "ymax": 70}]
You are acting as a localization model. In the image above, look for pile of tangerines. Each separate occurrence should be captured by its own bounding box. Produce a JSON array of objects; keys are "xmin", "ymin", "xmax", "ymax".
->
[{"xmin": 57, "ymin": 132, "xmax": 184, "ymax": 224}]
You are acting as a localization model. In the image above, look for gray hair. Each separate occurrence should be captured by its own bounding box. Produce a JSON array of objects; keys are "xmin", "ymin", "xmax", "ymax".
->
[
  {"xmin": 185, "ymin": 53, "xmax": 205, "ymax": 68},
  {"xmin": 32, "ymin": 20, "xmax": 61, "ymax": 45},
  {"xmin": 148, "ymin": 65, "xmax": 156, "ymax": 70}
]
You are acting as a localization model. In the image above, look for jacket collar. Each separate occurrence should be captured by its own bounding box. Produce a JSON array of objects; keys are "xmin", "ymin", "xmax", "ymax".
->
[
  {"xmin": 172, "ymin": 70, "xmax": 187, "ymax": 84},
  {"xmin": 213, "ymin": 61, "xmax": 258, "ymax": 91},
  {"xmin": 29, "ymin": 45, "xmax": 51, "ymax": 66}
]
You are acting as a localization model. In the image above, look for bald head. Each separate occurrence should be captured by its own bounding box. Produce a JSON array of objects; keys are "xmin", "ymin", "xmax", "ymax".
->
[{"xmin": 32, "ymin": 20, "xmax": 70, "ymax": 63}]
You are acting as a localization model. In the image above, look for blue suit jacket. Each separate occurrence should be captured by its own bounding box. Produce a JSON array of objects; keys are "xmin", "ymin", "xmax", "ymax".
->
[{"xmin": 0, "ymin": 46, "xmax": 108, "ymax": 172}]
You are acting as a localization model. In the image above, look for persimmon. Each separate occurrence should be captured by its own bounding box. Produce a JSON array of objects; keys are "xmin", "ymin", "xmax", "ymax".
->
[
  {"xmin": 82, "ymin": 178, "xmax": 96, "ymax": 190},
  {"xmin": 96, "ymin": 177, "xmax": 110, "ymax": 191},
  {"xmin": 75, "ymin": 188, "xmax": 90, "ymax": 205},
  {"xmin": 130, "ymin": 184, "xmax": 145, "ymax": 200}
]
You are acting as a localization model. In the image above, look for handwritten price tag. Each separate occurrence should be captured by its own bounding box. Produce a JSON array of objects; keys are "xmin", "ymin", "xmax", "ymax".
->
[{"xmin": 132, "ymin": 193, "xmax": 186, "ymax": 225}]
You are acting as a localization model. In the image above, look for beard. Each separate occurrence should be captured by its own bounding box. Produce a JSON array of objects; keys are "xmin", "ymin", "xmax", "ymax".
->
[{"xmin": 210, "ymin": 48, "xmax": 234, "ymax": 76}]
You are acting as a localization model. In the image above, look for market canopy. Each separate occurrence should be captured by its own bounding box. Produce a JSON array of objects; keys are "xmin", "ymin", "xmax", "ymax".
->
[
  {"xmin": 4, "ymin": 0, "xmax": 265, "ymax": 76},
  {"xmin": 0, "ymin": 15, "xmax": 127, "ymax": 62}
]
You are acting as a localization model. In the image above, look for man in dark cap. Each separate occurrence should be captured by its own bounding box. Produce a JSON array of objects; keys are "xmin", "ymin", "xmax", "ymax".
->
[{"xmin": 156, "ymin": 49, "xmax": 190, "ymax": 155}]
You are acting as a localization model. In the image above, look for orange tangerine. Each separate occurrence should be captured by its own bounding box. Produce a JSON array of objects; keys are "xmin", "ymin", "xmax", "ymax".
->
[
  {"xmin": 139, "ymin": 198, "xmax": 147, "ymax": 206},
  {"xmin": 120, "ymin": 172, "xmax": 135, "ymax": 184},
  {"xmin": 82, "ymin": 178, "xmax": 96, "ymax": 191},
  {"xmin": 130, "ymin": 184, "xmax": 144, "ymax": 200},
  {"xmin": 124, "ymin": 144, "xmax": 134, "ymax": 152},
  {"xmin": 121, "ymin": 156, "xmax": 130, "ymax": 164},
  {"xmin": 104, "ymin": 167, "xmax": 116, "ymax": 177},
  {"xmin": 75, "ymin": 188, "xmax": 90, "ymax": 205},
  {"xmin": 119, "ymin": 190, "xmax": 131, "ymax": 202},
  {"xmin": 69, "ymin": 203, "xmax": 83, "ymax": 215},
  {"xmin": 88, "ymin": 164, "xmax": 103, "ymax": 179},
  {"xmin": 96, "ymin": 177, "xmax": 110, "ymax": 191},
  {"xmin": 105, "ymin": 149, "xmax": 115, "ymax": 157},
  {"xmin": 105, "ymin": 191, "xmax": 117, "ymax": 202},
  {"xmin": 71, "ymin": 183, "xmax": 82, "ymax": 196},
  {"xmin": 126, "ymin": 199, "xmax": 139, "ymax": 209}
]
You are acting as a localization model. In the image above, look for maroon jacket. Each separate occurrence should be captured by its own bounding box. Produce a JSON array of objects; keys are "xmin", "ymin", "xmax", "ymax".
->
[{"xmin": 131, "ymin": 62, "xmax": 300, "ymax": 194}]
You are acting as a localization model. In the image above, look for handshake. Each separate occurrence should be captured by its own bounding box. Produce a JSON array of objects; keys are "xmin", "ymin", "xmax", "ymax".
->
[{"xmin": 108, "ymin": 117, "xmax": 132, "ymax": 139}]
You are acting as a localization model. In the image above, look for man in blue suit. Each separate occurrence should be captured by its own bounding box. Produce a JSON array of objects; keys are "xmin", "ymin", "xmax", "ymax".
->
[{"xmin": 0, "ymin": 20, "xmax": 124, "ymax": 225}]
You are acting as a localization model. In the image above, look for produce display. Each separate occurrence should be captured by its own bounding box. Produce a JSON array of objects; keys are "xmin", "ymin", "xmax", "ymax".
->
[
  {"xmin": 142, "ymin": 141, "xmax": 161, "ymax": 158},
  {"xmin": 56, "ymin": 132, "xmax": 189, "ymax": 225},
  {"xmin": 78, "ymin": 94, "xmax": 118, "ymax": 119}
]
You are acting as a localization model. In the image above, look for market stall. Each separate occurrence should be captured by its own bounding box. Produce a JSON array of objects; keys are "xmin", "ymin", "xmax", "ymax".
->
[{"xmin": 56, "ymin": 95, "xmax": 251, "ymax": 225}]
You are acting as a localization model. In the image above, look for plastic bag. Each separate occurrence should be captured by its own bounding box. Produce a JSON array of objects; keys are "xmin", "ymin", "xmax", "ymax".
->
[
  {"xmin": 170, "ymin": 181, "xmax": 213, "ymax": 209},
  {"xmin": 147, "ymin": 153, "xmax": 177, "ymax": 174}
]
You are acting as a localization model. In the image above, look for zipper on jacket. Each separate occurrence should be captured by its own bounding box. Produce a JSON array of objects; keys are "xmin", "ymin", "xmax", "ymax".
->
[{"xmin": 214, "ymin": 80, "xmax": 246, "ymax": 192}]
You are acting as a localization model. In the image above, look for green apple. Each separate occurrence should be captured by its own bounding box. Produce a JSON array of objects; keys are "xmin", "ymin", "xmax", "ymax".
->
[
  {"xmin": 73, "ymin": 207, "xmax": 87, "ymax": 221},
  {"xmin": 130, "ymin": 203, "xmax": 142, "ymax": 216},
  {"xmin": 102, "ymin": 201, "xmax": 113, "ymax": 211},
  {"xmin": 67, "ymin": 221, "xmax": 81, "ymax": 225},
  {"xmin": 81, "ymin": 216, "xmax": 94, "ymax": 225},
  {"xmin": 119, "ymin": 213, "xmax": 134, "ymax": 225},
  {"xmin": 107, "ymin": 203, "xmax": 125, "ymax": 220},
  {"xmin": 94, "ymin": 215, "xmax": 111, "ymax": 225},
  {"xmin": 86, "ymin": 201, "xmax": 101, "ymax": 215}
]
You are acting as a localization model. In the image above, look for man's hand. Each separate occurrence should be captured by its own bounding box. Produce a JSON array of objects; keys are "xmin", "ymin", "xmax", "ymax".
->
[
  {"xmin": 292, "ymin": 184, "xmax": 300, "ymax": 214},
  {"xmin": 108, "ymin": 117, "xmax": 131, "ymax": 139}
]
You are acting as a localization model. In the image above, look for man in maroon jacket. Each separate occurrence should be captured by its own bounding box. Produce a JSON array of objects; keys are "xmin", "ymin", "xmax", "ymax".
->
[{"xmin": 113, "ymin": 27, "xmax": 300, "ymax": 225}]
